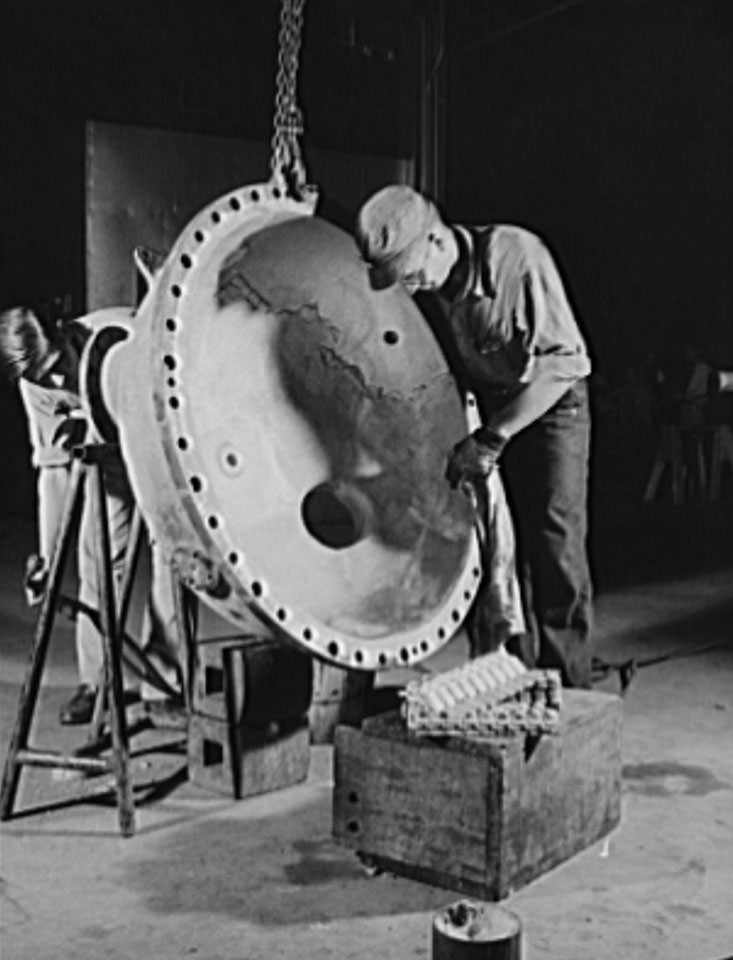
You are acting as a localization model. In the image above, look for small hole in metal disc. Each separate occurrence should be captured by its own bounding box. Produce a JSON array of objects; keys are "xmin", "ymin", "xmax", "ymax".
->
[
  {"xmin": 328, "ymin": 641, "xmax": 339, "ymax": 656},
  {"xmin": 207, "ymin": 515, "xmax": 219, "ymax": 529},
  {"xmin": 355, "ymin": 650, "xmax": 364, "ymax": 664},
  {"xmin": 399, "ymin": 648, "xmax": 409, "ymax": 663},
  {"xmin": 228, "ymin": 552, "xmax": 239, "ymax": 565},
  {"xmin": 276, "ymin": 607, "xmax": 287, "ymax": 621},
  {"xmin": 229, "ymin": 196, "xmax": 241, "ymax": 210},
  {"xmin": 163, "ymin": 354, "xmax": 176, "ymax": 370},
  {"xmin": 181, "ymin": 254, "xmax": 192, "ymax": 269},
  {"xmin": 272, "ymin": 187, "xmax": 281, "ymax": 198},
  {"xmin": 194, "ymin": 230, "xmax": 205, "ymax": 243},
  {"xmin": 251, "ymin": 581, "xmax": 263, "ymax": 597},
  {"xmin": 211, "ymin": 211, "xmax": 221, "ymax": 223},
  {"xmin": 302, "ymin": 627, "xmax": 313, "ymax": 641},
  {"xmin": 189, "ymin": 476, "xmax": 202, "ymax": 493},
  {"xmin": 171, "ymin": 284, "xmax": 182, "ymax": 298},
  {"xmin": 250, "ymin": 189, "xmax": 260, "ymax": 201},
  {"xmin": 438, "ymin": 628, "xmax": 446, "ymax": 640},
  {"xmin": 166, "ymin": 318, "xmax": 177, "ymax": 332},
  {"xmin": 383, "ymin": 330, "xmax": 399, "ymax": 345},
  {"xmin": 169, "ymin": 397, "xmax": 180, "ymax": 410},
  {"xmin": 451, "ymin": 610, "xmax": 461, "ymax": 622}
]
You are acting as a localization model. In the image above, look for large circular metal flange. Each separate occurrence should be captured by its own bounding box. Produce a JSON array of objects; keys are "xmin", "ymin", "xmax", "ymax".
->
[{"xmin": 112, "ymin": 181, "xmax": 482, "ymax": 671}]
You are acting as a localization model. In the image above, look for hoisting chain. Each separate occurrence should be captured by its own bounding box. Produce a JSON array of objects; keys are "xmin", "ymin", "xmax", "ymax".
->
[{"xmin": 269, "ymin": 0, "xmax": 313, "ymax": 200}]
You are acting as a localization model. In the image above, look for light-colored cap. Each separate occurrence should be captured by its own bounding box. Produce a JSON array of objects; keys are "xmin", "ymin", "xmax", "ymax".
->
[{"xmin": 355, "ymin": 185, "xmax": 437, "ymax": 289}]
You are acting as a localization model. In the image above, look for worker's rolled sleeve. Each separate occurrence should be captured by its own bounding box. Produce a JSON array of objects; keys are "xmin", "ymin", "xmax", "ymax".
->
[{"xmin": 515, "ymin": 238, "xmax": 591, "ymax": 384}]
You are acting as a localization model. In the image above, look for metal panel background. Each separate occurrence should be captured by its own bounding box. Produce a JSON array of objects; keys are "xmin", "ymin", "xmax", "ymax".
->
[{"xmin": 85, "ymin": 120, "xmax": 414, "ymax": 310}]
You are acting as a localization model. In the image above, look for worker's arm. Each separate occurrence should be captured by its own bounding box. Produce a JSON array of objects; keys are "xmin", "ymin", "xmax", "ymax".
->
[
  {"xmin": 446, "ymin": 372, "xmax": 576, "ymax": 488},
  {"xmin": 447, "ymin": 231, "xmax": 588, "ymax": 486},
  {"xmin": 481, "ymin": 370, "xmax": 579, "ymax": 441}
]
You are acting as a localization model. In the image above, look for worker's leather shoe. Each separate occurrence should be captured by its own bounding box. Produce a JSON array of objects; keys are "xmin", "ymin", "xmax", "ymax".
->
[{"xmin": 59, "ymin": 684, "xmax": 97, "ymax": 725}]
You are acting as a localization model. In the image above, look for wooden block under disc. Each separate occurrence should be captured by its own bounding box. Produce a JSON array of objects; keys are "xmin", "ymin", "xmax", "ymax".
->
[{"xmin": 188, "ymin": 714, "xmax": 310, "ymax": 799}]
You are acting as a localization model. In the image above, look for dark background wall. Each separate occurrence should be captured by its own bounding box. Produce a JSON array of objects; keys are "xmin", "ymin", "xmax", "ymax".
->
[
  {"xmin": 0, "ymin": 0, "xmax": 419, "ymax": 313},
  {"xmin": 2, "ymin": 0, "xmax": 733, "ymax": 518},
  {"xmin": 445, "ymin": 0, "xmax": 733, "ymax": 375}
]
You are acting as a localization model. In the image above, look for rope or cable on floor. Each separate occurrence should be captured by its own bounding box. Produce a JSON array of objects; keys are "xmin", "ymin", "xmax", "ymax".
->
[{"xmin": 592, "ymin": 640, "xmax": 730, "ymax": 693}]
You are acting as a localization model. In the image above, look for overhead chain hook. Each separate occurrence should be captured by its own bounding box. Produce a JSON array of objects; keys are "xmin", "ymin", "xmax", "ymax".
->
[{"xmin": 269, "ymin": 0, "xmax": 316, "ymax": 202}]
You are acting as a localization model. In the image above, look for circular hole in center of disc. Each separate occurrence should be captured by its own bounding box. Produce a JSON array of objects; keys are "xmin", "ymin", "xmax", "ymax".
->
[{"xmin": 301, "ymin": 481, "xmax": 372, "ymax": 550}]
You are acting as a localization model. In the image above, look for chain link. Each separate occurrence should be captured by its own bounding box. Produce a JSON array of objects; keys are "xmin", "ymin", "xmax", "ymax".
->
[{"xmin": 270, "ymin": 0, "xmax": 310, "ymax": 198}]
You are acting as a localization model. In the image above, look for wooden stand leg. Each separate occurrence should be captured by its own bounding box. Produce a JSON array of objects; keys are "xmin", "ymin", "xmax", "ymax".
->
[
  {"xmin": 644, "ymin": 426, "xmax": 684, "ymax": 504},
  {"xmin": 0, "ymin": 461, "xmax": 85, "ymax": 821},
  {"xmin": 171, "ymin": 577, "xmax": 198, "ymax": 716},
  {"xmin": 0, "ymin": 443, "xmax": 174, "ymax": 835},
  {"xmin": 87, "ymin": 509, "xmax": 143, "ymax": 744},
  {"xmin": 90, "ymin": 460, "xmax": 135, "ymax": 837},
  {"xmin": 710, "ymin": 425, "xmax": 733, "ymax": 501}
]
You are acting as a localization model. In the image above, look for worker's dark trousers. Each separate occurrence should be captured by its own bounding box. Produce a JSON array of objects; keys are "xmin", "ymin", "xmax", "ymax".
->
[{"xmin": 500, "ymin": 381, "xmax": 593, "ymax": 688}]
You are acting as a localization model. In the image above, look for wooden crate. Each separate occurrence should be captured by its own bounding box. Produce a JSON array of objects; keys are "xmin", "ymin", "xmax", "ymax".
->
[
  {"xmin": 333, "ymin": 689, "xmax": 622, "ymax": 900},
  {"xmin": 188, "ymin": 714, "xmax": 310, "ymax": 799}
]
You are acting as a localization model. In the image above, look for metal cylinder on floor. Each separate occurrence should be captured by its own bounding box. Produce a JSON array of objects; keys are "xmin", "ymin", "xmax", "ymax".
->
[{"xmin": 432, "ymin": 900, "xmax": 522, "ymax": 960}]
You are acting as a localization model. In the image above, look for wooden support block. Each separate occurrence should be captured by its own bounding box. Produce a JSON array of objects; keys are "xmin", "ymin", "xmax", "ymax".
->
[
  {"xmin": 194, "ymin": 635, "xmax": 312, "ymax": 725},
  {"xmin": 333, "ymin": 689, "xmax": 622, "ymax": 900},
  {"xmin": 188, "ymin": 714, "xmax": 310, "ymax": 799},
  {"xmin": 309, "ymin": 661, "xmax": 375, "ymax": 744},
  {"xmin": 194, "ymin": 636, "xmax": 255, "ymax": 720}
]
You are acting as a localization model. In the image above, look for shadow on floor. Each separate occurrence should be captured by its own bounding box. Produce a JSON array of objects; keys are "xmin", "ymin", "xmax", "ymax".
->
[{"xmin": 114, "ymin": 798, "xmax": 463, "ymax": 927}]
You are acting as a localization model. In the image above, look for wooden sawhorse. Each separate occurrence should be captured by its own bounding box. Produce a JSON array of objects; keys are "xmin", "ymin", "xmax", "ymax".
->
[{"xmin": 0, "ymin": 442, "xmax": 177, "ymax": 836}]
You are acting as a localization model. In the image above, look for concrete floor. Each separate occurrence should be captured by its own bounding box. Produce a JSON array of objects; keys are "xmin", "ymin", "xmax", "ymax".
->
[{"xmin": 1, "ymin": 500, "xmax": 733, "ymax": 960}]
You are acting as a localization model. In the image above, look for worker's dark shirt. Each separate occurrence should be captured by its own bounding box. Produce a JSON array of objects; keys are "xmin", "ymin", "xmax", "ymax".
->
[{"xmin": 439, "ymin": 224, "xmax": 590, "ymax": 394}]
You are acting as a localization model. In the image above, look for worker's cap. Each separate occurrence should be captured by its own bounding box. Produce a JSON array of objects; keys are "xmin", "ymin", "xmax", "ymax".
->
[{"xmin": 355, "ymin": 185, "xmax": 438, "ymax": 289}]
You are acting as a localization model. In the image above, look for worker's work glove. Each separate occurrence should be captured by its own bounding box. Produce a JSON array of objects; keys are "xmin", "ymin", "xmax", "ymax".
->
[
  {"xmin": 23, "ymin": 553, "xmax": 49, "ymax": 607},
  {"xmin": 445, "ymin": 427, "xmax": 507, "ymax": 490},
  {"xmin": 51, "ymin": 415, "xmax": 87, "ymax": 451}
]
